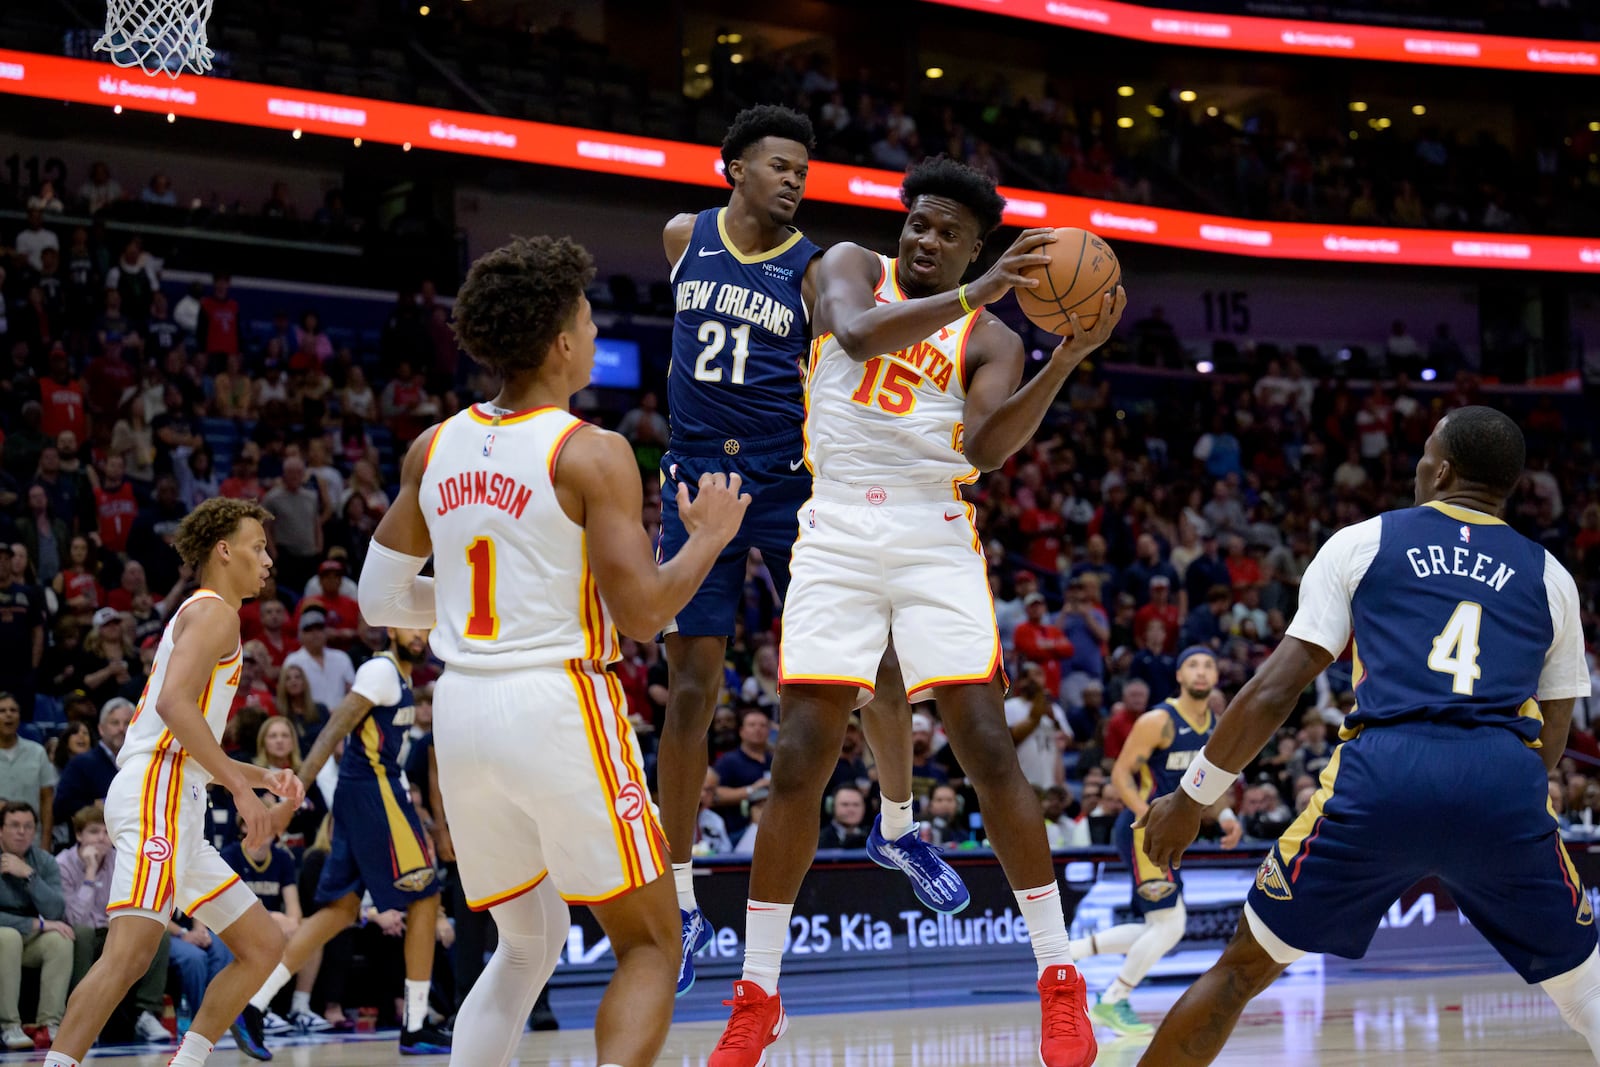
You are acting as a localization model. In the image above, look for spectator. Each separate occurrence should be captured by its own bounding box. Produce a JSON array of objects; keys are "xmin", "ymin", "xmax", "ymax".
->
[
  {"xmin": 711, "ymin": 706, "xmax": 773, "ymax": 841},
  {"xmin": 218, "ymin": 448, "xmax": 265, "ymax": 504},
  {"xmin": 53, "ymin": 698, "xmax": 131, "ymax": 834},
  {"xmin": 198, "ymin": 275, "xmax": 239, "ymax": 356},
  {"xmin": 49, "ymin": 723, "xmax": 90, "ymax": 777},
  {"xmin": 164, "ymin": 913, "xmax": 232, "ymax": 1025},
  {"xmin": 0, "ymin": 801, "xmax": 70, "ymax": 1050},
  {"xmin": 274, "ymin": 663, "xmax": 327, "ymax": 756},
  {"xmin": 263, "ymin": 457, "xmax": 323, "ymax": 592},
  {"xmin": 1132, "ymin": 575, "xmax": 1180, "ymax": 653},
  {"xmin": 992, "ymin": 570, "xmax": 1032, "ymax": 656},
  {"xmin": 1289, "ymin": 709, "xmax": 1335, "ymax": 781},
  {"xmin": 0, "ymin": 551, "xmax": 44, "ymax": 714},
  {"xmin": 93, "ymin": 454, "xmax": 138, "ymax": 556},
  {"xmin": 1181, "ymin": 584, "xmax": 1234, "ymax": 650},
  {"xmin": 230, "ymin": 643, "xmax": 279, "ymax": 718},
  {"xmin": 56, "ymin": 803, "xmax": 171, "ymax": 1044},
  {"xmin": 1128, "ymin": 620, "xmax": 1177, "ymax": 702},
  {"xmin": 1103, "ymin": 679, "xmax": 1150, "ymax": 761},
  {"xmin": 1005, "ymin": 662, "xmax": 1071, "ymax": 792},
  {"xmin": 139, "ymin": 173, "xmax": 177, "ymax": 206},
  {"xmin": 922, "ymin": 783, "xmax": 973, "ymax": 848},
  {"xmin": 15, "ymin": 209, "xmax": 59, "ymax": 271},
  {"xmin": 909, "ymin": 712, "xmax": 949, "ymax": 803},
  {"xmin": 693, "ymin": 769, "xmax": 732, "ymax": 856},
  {"xmin": 1014, "ymin": 592, "xmax": 1073, "ymax": 694},
  {"xmin": 37, "ymin": 353, "xmax": 87, "ymax": 444},
  {"xmin": 282, "ymin": 610, "xmax": 354, "ymax": 711},
  {"xmin": 103, "ymin": 238, "xmax": 158, "ymax": 329},
  {"xmin": 1123, "ymin": 534, "xmax": 1179, "ymax": 605},
  {"xmin": 220, "ymin": 819, "xmax": 302, "ymax": 937},
  {"xmin": 295, "ymin": 560, "xmax": 359, "ymax": 649},
  {"xmin": 818, "ymin": 785, "xmax": 870, "ymax": 849},
  {"xmin": 77, "ymin": 163, "xmax": 122, "ymax": 214},
  {"xmin": 77, "ymin": 608, "xmax": 141, "ymax": 710},
  {"xmin": 0, "ymin": 694, "xmax": 55, "ymax": 846},
  {"xmin": 739, "ymin": 645, "xmax": 780, "ymax": 712},
  {"xmin": 1042, "ymin": 785, "xmax": 1089, "ymax": 849},
  {"xmin": 338, "ymin": 366, "xmax": 377, "ymax": 422},
  {"xmin": 254, "ymin": 599, "xmax": 298, "ymax": 676}
]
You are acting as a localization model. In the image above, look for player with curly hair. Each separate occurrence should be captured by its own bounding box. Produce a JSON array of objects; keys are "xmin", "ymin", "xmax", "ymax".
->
[
  {"xmin": 708, "ymin": 156, "xmax": 1126, "ymax": 1067},
  {"xmin": 360, "ymin": 233, "xmax": 751, "ymax": 1067},
  {"xmin": 46, "ymin": 497, "xmax": 304, "ymax": 1067}
]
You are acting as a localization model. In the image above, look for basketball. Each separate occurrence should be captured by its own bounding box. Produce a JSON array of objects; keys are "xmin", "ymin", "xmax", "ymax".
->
[{"xmin": 1013, "ymin": 227, "xmax": 1121, "ymax": 336}]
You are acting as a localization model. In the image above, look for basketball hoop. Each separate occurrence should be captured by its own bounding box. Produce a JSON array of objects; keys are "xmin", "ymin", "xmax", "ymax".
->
[{"xmin": 94, "ymin": 0, "xmax": 216, "ymax": 78}]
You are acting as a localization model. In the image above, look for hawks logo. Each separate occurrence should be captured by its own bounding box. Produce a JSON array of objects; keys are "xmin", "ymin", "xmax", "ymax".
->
[
  {"xmin": 142, "ymin": 836, "xmax": 173, "ymax": 863},
  {"xmin": 614, "ymin": 782, "xmax": 647, "ymax": 822},
  {"xmin": 394, "ymin": 867, "xmax": 437, "ymax": 893},
  {"xmin": 1137, "ymin": 879, "xmax": 1178, "ymax": 903},
  {"xmin": 1256, "ymin": 853, "xmax": 1293, "ymax": 901}
]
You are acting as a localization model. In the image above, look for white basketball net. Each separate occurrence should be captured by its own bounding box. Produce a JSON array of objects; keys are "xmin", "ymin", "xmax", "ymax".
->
[{"xmin": 95, "ymin": 0, "xmax": 215, "ymax": 78}]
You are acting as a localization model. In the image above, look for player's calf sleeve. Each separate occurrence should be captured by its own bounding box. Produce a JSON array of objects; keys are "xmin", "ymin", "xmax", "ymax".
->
[
  {"xmin": 1115, "ymin": 901, "xmax": 1187, "ymax": 992},
  {"xmin": 1541, "ymin": 948, "xmax": 1600, "ymax": 1059},
  {"xmin": 452, "ymin": 880, "xmax": 569, "ymax": 1067}
]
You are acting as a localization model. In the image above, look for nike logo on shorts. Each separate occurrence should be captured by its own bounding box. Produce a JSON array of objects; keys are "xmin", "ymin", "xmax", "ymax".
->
[
  {"xmin": 698, "ymin": 247, "xmax": 725, "ymax": 257},
  {"xmin": 943, "ymin": 509, "xmax": 964, "ymax": 522},
  {"xmin": 790, "ymin": 459, "xmax": 806, "ymax": 471}
]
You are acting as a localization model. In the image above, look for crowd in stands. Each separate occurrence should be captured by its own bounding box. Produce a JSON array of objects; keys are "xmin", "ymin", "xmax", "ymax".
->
[{"xmin": 2, "ymin": 148, "xmax": 1599, "ymax": 1043}]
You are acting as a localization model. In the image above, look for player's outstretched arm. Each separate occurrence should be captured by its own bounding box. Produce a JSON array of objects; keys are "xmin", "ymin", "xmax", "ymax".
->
[
  {"xmin": 961, "ymin": 287, "xmax": 1125, "ymax": 471},
  {"xmin": 557, "ymin": 426, "xmax": 749, "ymax": 640},
  {"xmin": 1111, "ymin": 710, "xmax": 1174, "ymax": 822},
  {"xmin": 155, "ymin": 600, "xmax": 302, "ymax": 848},
  {"xmin": 297, "ymin": 690, "xmax": 377, "ymax": 794},
  {"xmin": 361, "ymin": 426, "xmax": 439, "ymax": 629}
]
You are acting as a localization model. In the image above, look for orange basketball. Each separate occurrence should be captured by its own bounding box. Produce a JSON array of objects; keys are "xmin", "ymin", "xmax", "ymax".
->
[{"xmin": 1013, "ymin": 227, "xmax": 1121, "ymax": 335}]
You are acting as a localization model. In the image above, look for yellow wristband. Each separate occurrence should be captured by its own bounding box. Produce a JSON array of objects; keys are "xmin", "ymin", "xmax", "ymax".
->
[{"xmin": 957, "ymin": 284, "xmax": 974, "ymax": 315}]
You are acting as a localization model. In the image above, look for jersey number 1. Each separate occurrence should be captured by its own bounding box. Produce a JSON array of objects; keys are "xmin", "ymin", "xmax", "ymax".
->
[
  {"xmin": 694, "ymin": 321, "xmax": 751, "ymax": 384},
  {"xmin": 465, "ymin": 536, "xmax": 499, "ymax": 640},
  {"xmin": 1427, "ymin": 600, "xmax": 1482, "ymax": 695}
]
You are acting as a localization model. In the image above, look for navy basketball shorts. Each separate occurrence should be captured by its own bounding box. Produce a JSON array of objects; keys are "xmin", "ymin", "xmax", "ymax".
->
[
  {"xmin": 1247, "ymin": 721, "xmax": 1597, "ymax": 983},
  {"xmin": 1114, "ymin": 807, "xmax": 1184, "ymax": 916},
  {"xmin": 656, "ymin": 432, "xmax": 811, "ymax": 638},
  {"xmin": 316, "ymin": 775, "xmax": 439, "ymax": 913}
]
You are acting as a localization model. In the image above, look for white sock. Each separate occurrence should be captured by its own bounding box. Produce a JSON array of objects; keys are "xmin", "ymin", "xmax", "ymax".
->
[
  {"xmin": 451, "ymin": 879, "xmax": 567, "ymax": 1067},
  {"xmin": 1114, "ymin": 903, "xmax": 1187, "ymax": 992},
  {"xmin": 1015, "ymin": 882, "xmax": 1075, "ymax": 977},
  {"xmin": 880, "ymin": 795, "xmax": 914, "ymax": 840},
  {"xmin": 250, "ymin": 963, "xmax": 292, "ymax": 1012},
  {"xmin": 404, "ymin": 979, "xmax": 431, "ymax": 1032},
  {"xmin": 673, "ymin": 862, "xmax": 697, "ymax": 913},
  {"xmin": 1543, "ymin": 948, "xmax": 1600, "ymax": 1057},
  {"xmin": 290, "ymin": 990, "xmax": 311, "ymax": 1016},
  {"xmin": 42, "ymin": 1054, "xmax": 78, "ymax": 1067},
  {"xmin": 741, "ymin": 900, "xmax": 793, "ymax": 995},
  {"xmin": 167, "ymin": 1031, "xmax": 214, "ymax": 1066},
  {"xmin": 1071, "ymin": 922, "xmax": 1145, "ymax": 961},
  {"xmin": 1101, "ymin": 977, "xmax": 1136, "ymax": 1005}
]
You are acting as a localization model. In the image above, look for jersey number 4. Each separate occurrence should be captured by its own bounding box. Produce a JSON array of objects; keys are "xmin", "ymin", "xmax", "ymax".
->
[
  {"xmin": 1427, "ymin": 600, "xmax": 1483, "ymax": 695},
  {"xmin": 465, "ymin": 537, "xmax": 499, "ymax": 640},
  {"xmin": 694, "ymin": 321, "xmax": 751, "ymax": 384}
]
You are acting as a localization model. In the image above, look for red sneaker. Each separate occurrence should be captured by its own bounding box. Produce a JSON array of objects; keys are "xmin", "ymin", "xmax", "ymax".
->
[
  {"xmin": 708, "ymin": 980, "xmax": 788, "ymax": 1067},
  {"xmin": 1038, "ymin": 965, "xmax": 1098, "ymax": 1067}
]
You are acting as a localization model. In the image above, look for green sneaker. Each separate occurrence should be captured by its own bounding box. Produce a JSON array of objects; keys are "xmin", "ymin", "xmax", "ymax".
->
[{"xmin": 1090, "ymin": 994, "xmax": 1154, "ymax": 1036}]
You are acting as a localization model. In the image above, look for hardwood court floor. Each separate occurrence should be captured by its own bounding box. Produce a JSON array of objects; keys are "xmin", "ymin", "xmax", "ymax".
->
[{"xmin": 26, "ymin": 968, "xmax": 1595, "ymax": 1065}]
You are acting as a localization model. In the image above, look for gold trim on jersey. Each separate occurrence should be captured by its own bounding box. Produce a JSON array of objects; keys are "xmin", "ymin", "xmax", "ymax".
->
[
  {"xmin": 716, "ymin": 208, "xmax": 804, "ymax": 264},
  {"xmin": 1423, "ymin": 500, "xmax": 1507, "ymax": 526},
  {"xmin": 1275, "ymin": 745, "xmax": 1344, "ymax": 877}
]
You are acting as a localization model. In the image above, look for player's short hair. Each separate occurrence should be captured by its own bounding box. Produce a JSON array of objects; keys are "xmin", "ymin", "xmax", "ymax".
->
[
  {"xmin": 720, "ymin": 105, "xmax": 816, "ymax": 186},
  {"xmin": 72, "ymin": 802, "xmax": 106, "ymax": 837},
  {"xmin": 900, "ymin": 155, "xmax": 1006, "ymax": 237},
  {"xmin": 173, "ymin": 498, "xmax": 271, "ymax": 571},
  {"xmin": 452, "ymin": 236, "xmax": 595, "ymax": 377},
  {"xmin": 1437, "ymin": 405, "xmax": 1525, "ymax": 496}
]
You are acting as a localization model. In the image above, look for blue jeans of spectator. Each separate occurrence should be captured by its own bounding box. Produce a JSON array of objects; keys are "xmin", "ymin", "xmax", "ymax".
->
[{"xmin": 169, "ymin": 936, "xmax": 233, "ymax": 1016}]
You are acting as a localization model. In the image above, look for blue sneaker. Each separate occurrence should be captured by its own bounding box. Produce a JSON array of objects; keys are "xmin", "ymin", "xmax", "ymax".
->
[
  {"xmin": 677, "ymin": 907, "xmax": 714, "ymax": 997},
  {"xmin": 229, "ymin": 1005, "xmax": 273, "ymax": 1061},
  {"xmin": 866, "ymin": 815, "xmax": 970, "ymax": 914},
  {"xmin": 400, "ymin": 1022, "xmax": 453, "ymax": 1055}
]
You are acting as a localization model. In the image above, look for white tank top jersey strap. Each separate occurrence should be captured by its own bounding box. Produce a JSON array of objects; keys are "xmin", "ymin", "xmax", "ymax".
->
[
  {"xmin": 419, "ymin": 404, "xmax": 620, "ymax": 672},
  {"xmin": 120, "ymin": 589, "xmax": 243, "ymax": 781},
  {"xmin": 803, "ymin": 252, "xmax": 982, "ymax": 496}
]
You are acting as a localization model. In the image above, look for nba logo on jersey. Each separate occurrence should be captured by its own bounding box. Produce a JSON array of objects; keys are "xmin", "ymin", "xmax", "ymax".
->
[
  {"xmin": 482, "ymin": 433, "xmax": 496, "ymax": 457},
  {"xmin": 1460, "ymin": 525, "xmax": 1471, "ymax": 543}
]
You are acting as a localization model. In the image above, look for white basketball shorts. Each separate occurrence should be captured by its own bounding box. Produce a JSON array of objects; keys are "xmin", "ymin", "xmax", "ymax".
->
[{"xmin": 779, "ymin": 481, "xmax": 1003, "ymax": 706}]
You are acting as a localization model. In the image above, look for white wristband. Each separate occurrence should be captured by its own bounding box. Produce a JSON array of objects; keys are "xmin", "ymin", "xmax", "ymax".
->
[{"xmin": 1181, "ymin": 749, "xmax": 1236, "ymax": 807}]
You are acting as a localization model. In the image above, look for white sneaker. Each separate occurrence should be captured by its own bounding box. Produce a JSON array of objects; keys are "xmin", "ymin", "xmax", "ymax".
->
[
  {"xmin": 1, "ymin": 1025, "xmax": 30, "ymax": 1050},
  {"xmin": 290, "ymin": 1008, "xmax": 333, "ymax": 1033},
  {"xmin": 262, "ymin": 1010, "xmax": 294, "ymax": 1035},
  {"xmin": 134, "ymin": 1010, "xmax": 171, "ymax": 1043}
]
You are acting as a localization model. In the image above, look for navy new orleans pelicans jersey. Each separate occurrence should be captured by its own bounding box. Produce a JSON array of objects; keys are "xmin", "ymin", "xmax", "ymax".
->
[
  {"xmin": 1345, "ymin": 504, "xmax": 1552, "ymax": 742},
  {"xmin": 668, "ymin": 207, "xmax": 820, "ymax": 446},
  {"xmin": 340, "ymin": 653, "xmax": 415, "ymax": 784},
  {"xmin": 1142, "ymin": 702, "xmax": 1213, "ymax": 802}
]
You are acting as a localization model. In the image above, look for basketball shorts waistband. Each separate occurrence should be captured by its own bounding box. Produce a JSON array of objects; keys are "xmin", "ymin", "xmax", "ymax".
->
[
  {"xmin": 669, "ymin": 429, "xmax": 803, "ymax": 458},
  {"xmin": 809, "ymin": 480, "xmax": 962, "ymax": 506}
]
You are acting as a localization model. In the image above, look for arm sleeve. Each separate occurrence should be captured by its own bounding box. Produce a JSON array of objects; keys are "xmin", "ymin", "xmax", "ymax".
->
[
  {"xmin": 1283, "ymin": 517, "xmax": 1383, "ymax": 658},
  {"xmin": 350, "ymin": 658, "xmax": 402, "ymax": 707},
  {"xmin": 356, "ymin": 540, "xmax": 436, "ymax": 629},
  {"xmin": 1539, "ymin": 552, "xmax": 1592, "ymax": 700}
]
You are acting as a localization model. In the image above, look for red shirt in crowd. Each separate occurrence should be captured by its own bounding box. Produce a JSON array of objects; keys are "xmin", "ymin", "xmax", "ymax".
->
[
  {"xmin": 95, "ymin": 478, "xmax": 138, "ymax": 554},
  {"xmin": 201, "ymin": 294, "xmax": 240, "ymax": 355},
  {"xmin": 1104, "ymin": 704, "xmax": 1142, "ymax": 761},
  {"xmin": 1014, "ymin": 619, "xmax": 1074, "ymax": 694},
  {"xmin": 38, "ymin": 375, "xmax": 88, "ymax": 440},
  {"xmin": 1133, "ymin": 602, "xmax": 1181, "ymax": 653}
]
